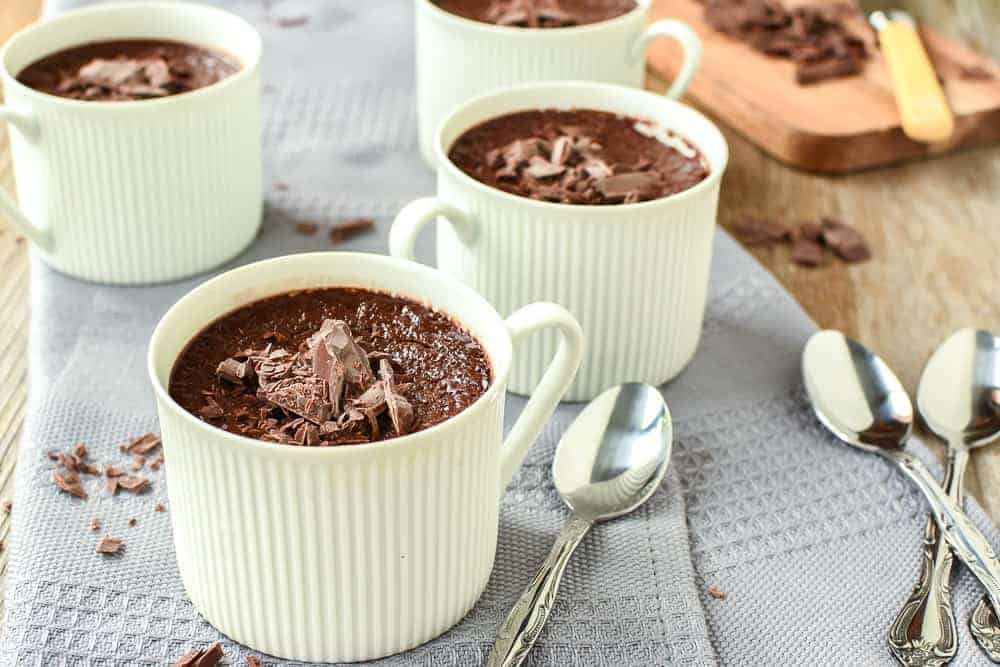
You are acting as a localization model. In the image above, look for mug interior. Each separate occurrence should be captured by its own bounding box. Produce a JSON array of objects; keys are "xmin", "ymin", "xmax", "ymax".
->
[
  {"xmin": 1, "ymin": 1, "xmax": 260, "ymax": 95},
  {"xmin": 149, "ymin": 252, "xmax": 513, "ymax": 449},
  {"xmin": 435, "ymin": 81, "xmax": 728, "ymax": 208}
]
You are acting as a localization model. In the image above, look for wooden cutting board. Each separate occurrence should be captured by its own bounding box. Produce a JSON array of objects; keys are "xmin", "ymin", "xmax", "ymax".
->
[{"xmin": 646, "ymin": 0, "xmax": 1000, "ymax": 172}]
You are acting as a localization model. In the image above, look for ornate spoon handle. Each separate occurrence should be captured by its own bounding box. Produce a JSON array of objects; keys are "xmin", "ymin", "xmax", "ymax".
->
[
  {"xmin": 486, "ymin": 516, "xmax": 592, "ymax": 667},
  {"xmin": 892, "ymin": 451, "xmax": 1000, "ymax": 615},
  {"xmin": 971, "ymin": 598, "xmax": 1000, "ymax": 661},
  {"xmin": 888, "ymin": 447, "xmax": 966, "ymax": 666}
]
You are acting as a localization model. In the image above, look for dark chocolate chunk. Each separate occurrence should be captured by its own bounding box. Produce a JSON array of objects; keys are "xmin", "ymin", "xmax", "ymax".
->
[
  {"xmin": 258, "ymin": 376, "xmax": 332, "ymax": 425},
  {"xmin": 117, "ymin": 476, "xmax": 151, "ymax": 494},
  {"xmin": 216, "ymin": 358, "xmax": 254, "ymax": 384},
  {"xmin": 173, "ymin": 642, "xmax": 225, "ymax": 667},
  {"xmin": 96, "ymin": 534, "xmax": 124, "ymax": 555},
  {"xmin": 797, "ymin": 220, "xmax": 824, "ymax": 243},
  {"xmin": 791, "ymin": 238, "xmax": 826, "ymax": 267},
  {"xmin": 53, "ymin": 471, "xmax": 88, "ymax": 499},
  {"xmin": 594, "ymin": 171, "xmax": 661, "ymax": 202},
  {"xmin": 731, "ymin": 217, "xmax": 789, "ymax": 246},
  {"xmin": 329, "ymin": 218, "xmax": 375, "ymax": 245},
  {"xmin": 295, "ymin": 222, "xmax": 319, "ymax": 236},
  {"xmin": 380, "ymin": 359, "xmax": 415, "ymax": 436},
  {"xmin": 821, "ymin": 218, "xmax": 871, "ymax": 263},
  {"xmin": 125, "ymin": 433, "xmax": 162, "ymax": 455}
]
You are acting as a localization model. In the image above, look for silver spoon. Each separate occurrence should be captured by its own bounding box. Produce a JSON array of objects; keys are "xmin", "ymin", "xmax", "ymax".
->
[
  {"xmin": 802, "ymin": 330, "xmax": 1000, "ymax": 636},
  {"xmin": 486, "ymin": 383, "xmax": 672, "ymax": 667},
  {"xmin": 889, "ymin": 329, "xmax": 1000, "ymax": 665}
]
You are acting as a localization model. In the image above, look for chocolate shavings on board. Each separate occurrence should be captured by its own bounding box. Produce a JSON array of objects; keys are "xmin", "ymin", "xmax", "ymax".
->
[{"xmin": 702, "ymin": 0, "xmax": 868, "ymax": 84}]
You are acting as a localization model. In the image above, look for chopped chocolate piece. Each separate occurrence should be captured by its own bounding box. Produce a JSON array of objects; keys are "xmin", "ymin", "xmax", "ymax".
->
[
  {"xmin": 128, "ymin": 517, "xmax": 138, "ymax": 527},
  {"xmin": 259, "ymin": 376, "xmax": 333, "ymax": 424},
  {"xmin": 523, "ymin": 156, "xmax": 566, "ymax": 179},
  {"xmin": 79, "ymin": 462, "xmax": 101, "ymax": 476},
  {"xmin": 106, "ymin": 477, "xmax": 120, "ymax": 495},
  {"xmin": 90, "ymin": 517, "xmax": 101, "ymax": 532},
  {"xmin": 274, "ymin": 182, "xmax": 290, "ymax": 192},
  {"xmin": 3, "ymin": 500, "xmax": 11, "ymax": 514},
  {"xmin": 791, "ymin": 238, "xmax": 826, "ymax": 267},
  {"xmin": 329, "ymin": 218, "xmax": 375, "ymax": 245},
  {"xmin": 446, "ymin": 0, "xmax": 628, "ymax": 27},
  {"xmin": 821, "ymin": 218, "xmax": 870, "ymax": 263},
  {"xmin": 131, "ymin": 454, "xmax": 146, "ymax": 471},
  {"xmin": 105, "ymin": 465, "xmax": 125, "ymax": 478},
  {"xmin": 731, "ymin": 217, "xmax": 789, "ymax": 246},
  {"xmin": 550, "ymin": 135, "xmax": 573, "ymax": 166},
  {"xmin": 708, "ymin": 584, "xmax": 727, "ymax": 600},
  {"xmin": 797, "ymin": 220, "xmax": 824, "ymax": 243},
  {"xmin": 308, "ymin": 319, "xmax": 376, "ymax": 391},
  {"xmin": 247, "ymin": 657, "xmax": 262, "ymax": 667},
  {"xmin": 125, "ymin": 433, "xmax": 162, "ymax": 455},
  {"xmin": 380, "ymin": 359, "xmax": 415, "ymax": 436},
  {"xmin": 46, "ymin": 451, "xmax": 59, "ymax": 461},
  {"xmin": 959, "ymin": 64, "xmax": 994, "ymax": 81},
  {"xmin": 56, "ymin": 452, "xmax": 80, "ymax": 473},
  {"xmin": 295, "ymin": 222, "xmax": 319, "ymax": 236},
  {"xmin": 118, "ymin": 476, "xmax": 151, "ymax": 494},
  {"xmin": 150, "ymin": 456, "xmax": 165, "ymax": 472},
  {"xmin": 155, "ymin": 503, "xmax": 166, "ymax": 513},
  {"xmin": 96, "ymin": 534, "xmax": 124, "ymax": 555},
  {"xmin": 198, "ymin": 401, "xmax": 225, "ymax": 419},
  {"xmin": 53, "ymin": 471, "xmax": 88, "ymax": 499},
  {"xmin": 276, "ymin": 15, "xmax": 309, "ymax": 28},
  {"xmin": 173, "ymin": 642, "xmax": 225, "ymax": 667},
  {"xmin": 216, "ymin": 358, "xmax": 254, "ymax": 384},
  {"xmin": 796, "ymin": 57, "xmax": 860, "ymax": 85},
  {"xmin": 594, "ymin": 171, "xmax": 661, "ymax": 202},
  {"xmin": 72, "ymin": 443, "xmax": 88, "ymax": 460}
]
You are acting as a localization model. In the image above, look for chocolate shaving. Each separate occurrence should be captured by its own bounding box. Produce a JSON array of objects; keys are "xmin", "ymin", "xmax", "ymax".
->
[
  {"xmin": 128, "ymin": 517, "xmax": 138, "ymax": 527},
  {"xmin": 3, "ymin": 500, "xmax": 10, "ymax": 514},
  {"xmin": 329, "ymin": 218, "xmax": 375, "ymax": 245},
  {"xmin": 96, "ymin": 534, "xmax": 124, "ymax": 555},
  {"xmin": 105, "ymin": 465, "xmax": 125, "ymax": 478},
  {"xmin": 704, "ymin": 0, "xmax": 867, "ymax": 85},
  {"xmin": 173, "ymin": 642, "xmax": 225, "ymax": 667},
  {"xmin": 125, "ymin": 433, "xmax": 162, "ymax": 455},
  {"xmin": 791, "ymin": 238, "xmax": 825, "ymax": 267},
  {"xmin": 247, "ymin": 657, "xmax": 262, "ymax": 667},
  {"xmin": 275, "ymin": 15, "xmax": 309, "ymax": 28},
  {"xmin": 217, "ymin": 358, "xmax": 254, "ymax": 384},
  {"xmin": 72, "ymin": 443, "xmax": 88, "ymax": 459},
  {"xmin": 131, "ymin": 454, "xmax": 146, "ymax": 471},
  {"xmin": 380, "ymin": 359, "xmax": 415, "ymax": 436},
  {"xmin": 486, "ymin": 0, "xmax": 578, "ymax": 27},
  {"xmin": 594, "ymin": 172, "xmax": 661, "ymax": 202},
  {"xmin": 258, "ymin": 376, "xmax": 333, "ymax": 425},
  {"xmin": 821, "ymin": 217, "xmax": 870, "ymax": 262},
  {"xmin": 155, "ymin": 503, "xmax": 166, "ymax": 513},
  {"xmin": 295, "ymin": 222, "xmax": 319, "ymax": 236},
  {"xmin": 731, "ymin": 217, "xmax": 789, "ymax": 246},
  {"xmin": 708, "ymin": 584, "xmax": 727, "ymax": 600},
  {"xmin": 53, "ymin": 471, "xmax": 88, "ymax": 499},
  {"xmin": 90, "ymin": 517, "xmax": 101, "ymax": 532},
  {"xmin": 117, "ymin": 476, "xmax": 151, "ymax": 494}
]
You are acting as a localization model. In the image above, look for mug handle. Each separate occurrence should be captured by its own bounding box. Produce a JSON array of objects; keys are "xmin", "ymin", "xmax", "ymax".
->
[
  {"xmin": 631, "ymin": 19, "xmax": 702, "ymax": 100},
  {"xmin": 498, "ymin": 303, "xmax": 583, "ymax": 494},
  {"xmin": 388, "ymin": 196, "xmax": 478, "ymax": 261},
  {"xmin": 0, "ymin": 107, "xmax": 51, "ymax": 250}
]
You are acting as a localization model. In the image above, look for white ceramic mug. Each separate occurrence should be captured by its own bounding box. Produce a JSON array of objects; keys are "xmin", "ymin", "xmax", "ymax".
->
[
  {"xmin": 148, "ymin": 251, "xmax": 583, "ymax": 662},
  {"xmin": 391, "ymin": 81, "xmax": 728, "ymax": 401},
  {"xmin": 415, "ymin": 0, "xmax": 702, "ymax": 164},
  {"xmin": 0, "ymin": 2, "xmax": 262, "ymax": 285}
]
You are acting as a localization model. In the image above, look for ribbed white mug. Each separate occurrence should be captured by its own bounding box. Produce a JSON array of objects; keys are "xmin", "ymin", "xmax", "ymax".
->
[
  {"xmin": 147, "ymin": 252, "xmax": 583, "ymax": 662},
  {"xmin": 415, "ymin": 0, "xmax": 702, "ymax": 164},
  {"xmin": 391, "ymin": 81, "xmax": 728, "ymax": 401},
  {"xmin": 0, "ymin": 2, "xmax": 262, "ymax": 285}
]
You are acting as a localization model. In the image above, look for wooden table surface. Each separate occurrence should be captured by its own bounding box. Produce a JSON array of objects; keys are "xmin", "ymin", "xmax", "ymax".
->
[{"xmin": 0, "ymin": 0, "xmax": 998, "ymax": 610}]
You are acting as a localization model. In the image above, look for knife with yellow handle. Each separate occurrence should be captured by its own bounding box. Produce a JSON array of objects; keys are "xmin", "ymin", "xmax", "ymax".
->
[{"xmin": 870, "ymin": 10, "xmax": 954, "ymax": 144}]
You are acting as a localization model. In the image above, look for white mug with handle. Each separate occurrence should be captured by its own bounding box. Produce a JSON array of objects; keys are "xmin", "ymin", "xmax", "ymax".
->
[
  {"xmin": 0, "ymin": 2, "xmax": 262, "ymax": 285},
  {"xmin": 415, "ymin": 0, "xmax": 702, "ymax": 164}
]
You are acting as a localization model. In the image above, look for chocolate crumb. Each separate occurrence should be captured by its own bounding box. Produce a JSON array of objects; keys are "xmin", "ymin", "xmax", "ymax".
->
[
  {"xmin": 791, "ymin": 238, "xmax": 826, "ymax": 267},
  {"xmin": 329, "ymin": 218, "xmax": 375, "ymax": 245},
  {"xmin": 247, "ymin": 657, "xmax": 262, "ymax": 667},
  {"xmin": 106, "ymin": 477, "xmax": 120, "ymax": 495},
  {"xmin": 3, "ymin": 500, "xmax": 11, "ymax": 514},
  {"xmin": 150, "ymin": 455, "xmax": 165, "ymax": 472},
  {"xmin": 275, "ymin": 15, "xmax": 309, "ymax": 28},
  {"xmin": 46, "ymin": 451, "xmax": 59, "ymax": 461},
  {"xmin": 117, "ymin": 476, "xmax": 151, "ymax": 494},
  {"xmin": 173, "ymin": 642, "xmax": 225, "ymax": 667},
  {"xmin": 155, "ymin": 503, "xmax": 166, "ymax": 513},
  {"xmin": 105, "ymin": 465, "xmax": 125, "ymax": 478},
  {"xmin": 295, "ymin": 222, "xmax": 319, "ymax": 236},
  {"xmin": 90, "ymin": 517, "xmax": 101, "ymax": 532},
  {"xmin": 960, "ymin": 64, "xmax": 994, "ymax": 81},
  {"xmin": 96, "ymin": 534, "xmax": 123, "ymax": 555},
  {"xmin": 731, "ymin": 217, "xmax": 789, "ymax": 246},
  {"xmin": 128, "ymin": 517, "xmax": 137, "ymax": 527},
  {"xmin": 273, "ymin": 182, "xmax": 289, "ymax": 191},
  {"xmin": 72, "ymin": 443, "xmax": 88, "ymax": 459},
  {"xmin": 708, "ymin": 584, "xmax": 727, "ymax": 600},
  {"xmin": 53, "ymin": 471, "xmax": 88, "ymax": 499},
  {"xmin": 796, "ymin": 220, "xmax": 824, "ymax": 243},
  {"xmin": 131, "ymin": 454, "xmax": 146, "ymax": 471}
]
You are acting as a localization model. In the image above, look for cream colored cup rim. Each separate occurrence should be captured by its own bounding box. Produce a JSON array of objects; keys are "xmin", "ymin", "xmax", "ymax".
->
[
  {"xmin": 147, "ymin": 252, "xmax": 513, "ymax": 461},
  {"xmin": 0, "ymin": 1, "xmax": 262, "ymax": 111},
  {"xmin": 433, "ymin": 80, "xmax": 728, "ymax": 214},
  {"xmin": 418, "ymin": 0, "xmax": 650, "ymax": 36}
]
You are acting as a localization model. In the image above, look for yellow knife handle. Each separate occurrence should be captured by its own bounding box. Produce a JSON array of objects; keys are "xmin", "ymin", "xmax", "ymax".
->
[{"xmin": 875, "ymin": 14, "xmax": 954, "ymax": 144}]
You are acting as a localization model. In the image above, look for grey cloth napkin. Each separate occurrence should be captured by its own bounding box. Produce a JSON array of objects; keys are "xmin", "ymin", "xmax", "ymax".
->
[{"xmin": 6, "ymin": 1, "xmax": 1000, "ymax": 665}]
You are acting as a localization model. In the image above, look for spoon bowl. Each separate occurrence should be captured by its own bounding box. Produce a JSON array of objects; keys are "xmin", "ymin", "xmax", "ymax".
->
[
  {"xmin": 919, "ymin": 328, "xmax": 1000, "ymax": 448},
  {"xmin": 802, "ymin": 329, "xmax": 914, "ymax": 453},
  {"xmin": 554, "ymin": 383, "xmax": 672, "ymax": 522}
]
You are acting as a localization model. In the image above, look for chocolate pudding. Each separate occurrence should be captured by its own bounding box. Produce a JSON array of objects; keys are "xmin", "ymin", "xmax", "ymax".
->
[
  {"xmin": 168, "ymin": 288, "xmax": 492, "ymax": 446},
  {"xmin": 448, "ymin": 109, "xmax": 710, "ymax": 205},
  {"xmin": 16, "ymin": 39, "xmax": 240, "ymax": 102},
  {"xmin": 433, "ymin": 0, "xmax": 637, "ymax": 27}
]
